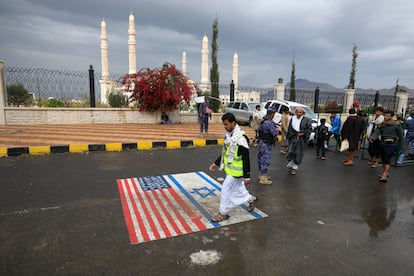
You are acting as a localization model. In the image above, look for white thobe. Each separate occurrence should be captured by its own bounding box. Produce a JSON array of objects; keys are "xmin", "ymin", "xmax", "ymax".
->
[{"xmin": 219, "ymin": 175, "xmax": 253, "ymax": 215}]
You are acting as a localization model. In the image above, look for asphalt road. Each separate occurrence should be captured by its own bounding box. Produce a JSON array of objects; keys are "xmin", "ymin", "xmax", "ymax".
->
[{"xmin": 1, "ymin": 146, "xmax": 414, "ymax": 275}]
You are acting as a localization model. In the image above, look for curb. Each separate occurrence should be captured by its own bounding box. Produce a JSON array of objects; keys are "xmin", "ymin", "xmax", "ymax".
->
[{"xmin": 0, "ymin": 139, "xmax": 224, "ymax": 157}]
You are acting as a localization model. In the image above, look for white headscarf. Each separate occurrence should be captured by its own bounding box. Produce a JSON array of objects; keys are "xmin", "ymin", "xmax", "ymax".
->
[{"xmin": 219, "ymin": 124, "xmax": 249, "ymax": 170}]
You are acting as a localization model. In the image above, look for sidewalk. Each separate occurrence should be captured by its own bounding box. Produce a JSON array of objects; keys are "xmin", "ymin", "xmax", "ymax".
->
[{"xmin": 0, "ymin": 123, "xmax": 255, "ymax": 157}]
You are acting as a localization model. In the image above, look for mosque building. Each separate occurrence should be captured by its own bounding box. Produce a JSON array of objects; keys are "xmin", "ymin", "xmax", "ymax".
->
[{"xmin": 99, "ymin": 12, "xmax": 259, "ymax": 106}]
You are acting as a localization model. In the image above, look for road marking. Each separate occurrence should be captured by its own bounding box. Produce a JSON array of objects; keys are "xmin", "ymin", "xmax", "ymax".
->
[{"xmin": 116, "ymin": 171, "xmax": 268, "ymax": 245}]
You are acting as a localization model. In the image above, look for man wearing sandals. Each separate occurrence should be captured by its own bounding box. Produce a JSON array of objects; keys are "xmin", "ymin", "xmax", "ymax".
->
[
  {"xmin": 370, "ymin": 110, "xmax": 404, "ymax": 182},
  {"xmin": 367, "ymin": 106, "xmax": 384, "ymax": 168},
  {"xmin": 209, "ymin": 112, "xmax": 258, "ymax": 222},
  {"xmin": 286, "ymin": 107, "xmax": 312, "ymax": 175}
]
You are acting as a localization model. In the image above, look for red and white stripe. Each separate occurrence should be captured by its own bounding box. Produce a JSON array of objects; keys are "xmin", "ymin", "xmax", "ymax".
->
[{"xmin": 117, "ymin": 177, "xmax": 207, "ymax": 244}]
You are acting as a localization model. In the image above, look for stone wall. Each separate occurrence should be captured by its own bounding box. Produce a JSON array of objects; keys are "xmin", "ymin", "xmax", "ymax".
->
[{"xmin": 2, "ymin": 107, "xmax": 224, "ymax": 125}]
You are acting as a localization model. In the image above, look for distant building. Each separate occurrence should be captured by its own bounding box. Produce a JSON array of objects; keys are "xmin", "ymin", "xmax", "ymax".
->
[{"xmin": 220, "ymin": 90, "xmax": 261, "ymax": 105}]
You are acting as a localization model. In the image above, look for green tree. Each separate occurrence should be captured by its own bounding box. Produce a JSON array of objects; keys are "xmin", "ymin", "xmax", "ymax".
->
[
  {"xmin": 348, "ymin": 45, "xmax": 358, "ymax": 89},
  {"xmin": 108, "ymin": 91, "xmax": 127, "ymax": 108},
  {"xmin": 289, "ymin": 60, "xmax": 296, "ymax": 102},
  {"xmin": 210, "ymin": 17, "xmax": 220, "ymax": 112},
  {"xmin": 7, "ymin": 83, "xmax": 30, "ymax": 106}
]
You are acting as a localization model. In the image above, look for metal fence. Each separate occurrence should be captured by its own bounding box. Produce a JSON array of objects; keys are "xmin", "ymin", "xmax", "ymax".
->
[
  {"xmin": 3, "ymin": 66, "xmax": 412, "ymax": 111},
  {"xmin": 284, "ymin": 88, "xmax": 397, "ymax": 111},
  {"xmin": 4, "ymin": 66, "xmax": 125, "ymax": 102}
]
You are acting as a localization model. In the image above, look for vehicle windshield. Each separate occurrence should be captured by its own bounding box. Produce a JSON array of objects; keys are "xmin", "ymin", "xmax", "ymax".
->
[
  {"xmin": 248, "ymin": 103, "xmax": 259, "ymax": 110},
  {"xmin": 290, "ymin": 106, "xmax": 316, "ymax": 119}
]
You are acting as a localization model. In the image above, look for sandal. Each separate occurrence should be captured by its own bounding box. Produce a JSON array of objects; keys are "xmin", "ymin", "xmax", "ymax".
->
[
  {"xmin": 379, "ymin": 175, "xmax": 388, "ymax": 182},
  {"xmin": 371, "ymin": 163, "xmax": 378, "ymax": 168},
  {"xmin": 211, "ymin": 213, "xmax": 229, "ymax": 222},
  {"xmin": 248, "ymin": 196, "xmax": 258, "ymax": 212}
]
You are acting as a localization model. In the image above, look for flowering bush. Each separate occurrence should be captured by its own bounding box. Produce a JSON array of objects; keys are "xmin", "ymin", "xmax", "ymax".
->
[
  {"xmin": 121, "ymin": 63, "xmax": 193, "ymax": 112},
  {"xmin": 352, "ymin": 101, "xmax": 360, "ymax": 109}
]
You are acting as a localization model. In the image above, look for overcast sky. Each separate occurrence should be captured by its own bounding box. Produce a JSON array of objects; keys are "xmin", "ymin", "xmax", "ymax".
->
[{"xmin": 1, "ymin": 0, "xmax": 414, "ymax": 90}]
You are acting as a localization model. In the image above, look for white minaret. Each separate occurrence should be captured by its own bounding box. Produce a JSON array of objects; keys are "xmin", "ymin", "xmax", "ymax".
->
[
  {"xmin": 99, "ymin": 19, "xmax": 113, "ymax": 104},
  {"xmin": 232, "ymin": 53, "xmax": 239, "ymax": 92},
  {"xmin": 100, "ymin": 19, "xmax": 109, "ymax": 81},
  {"xmin": 182, "ymin": 51, "xmax": 187, "ymax": 77},
  {"xmin": 200, "ymin": 34, "xmax": 210, "ymax": 92},
  {"xmin": 128, "ymin": 12, "xmax": 136, "ymax": 74}
]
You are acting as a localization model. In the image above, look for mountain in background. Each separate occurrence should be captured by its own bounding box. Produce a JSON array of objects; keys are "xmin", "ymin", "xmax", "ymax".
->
[{"xmin": 288, "ymin": 78, "xmax": 414, "ymax": 96}]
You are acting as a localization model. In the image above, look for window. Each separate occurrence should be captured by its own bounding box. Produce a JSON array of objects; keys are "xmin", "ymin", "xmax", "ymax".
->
[
  {"xmin": 232, "ymin": 102, "xmax": 240, "ymax": 109},
  {"xmin": 271, "ymin": 103, "xmax": 281, "ymax": 112},
  {"xmin": 241, "ymin": 103, "xmax": 248, "ymax": 110}
]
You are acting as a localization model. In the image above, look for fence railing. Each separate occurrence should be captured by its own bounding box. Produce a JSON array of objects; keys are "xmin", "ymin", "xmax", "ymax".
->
[
  {"xmin": 3, "ymin": 66, "xmax": 411, "ymax": 112},
  {"xmin": 4, "ymin": 66, "xmax": 125, "ymax": 102},
  {"xmin": 284, "ymin": 88, "xmax": 397, "ymax": 111}
]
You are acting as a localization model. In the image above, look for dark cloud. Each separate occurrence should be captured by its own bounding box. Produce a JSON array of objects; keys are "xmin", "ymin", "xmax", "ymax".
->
[{"xmin": 1, "ymin": 0, "xmax": 414, "ymax": 89}]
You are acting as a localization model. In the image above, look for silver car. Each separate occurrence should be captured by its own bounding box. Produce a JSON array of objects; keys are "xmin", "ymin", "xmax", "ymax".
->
[{"xmin": 225, "ymin": 101, "xmax": 261, "ymax": 127}]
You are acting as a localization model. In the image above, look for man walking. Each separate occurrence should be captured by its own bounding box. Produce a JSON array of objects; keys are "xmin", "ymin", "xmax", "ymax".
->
[
  {"xmin": 367, "ymin": 106, "xmax": 384, "ymax": 168},
  {"xmin": 198, "ymin": 97, "xmax": 211, "ymax": 136},
  {"xmin": 251, "ymin": 104, "xmax": 263, "ymax": 146},
  {"xmin": 209, "ymin": 113, "xmax": 258, "ymax": 222},
  {"xmin": 286, "ymin": 107, "xmax": 312, "ymax": 175},
  {"xmin": 329, "ymin": 111, "xmax": 342, "ymax": 150},
  {"xmin": 341, "ymin": 108, "xmax": 365, "ymax": 166},
  {"xmin": 257, "ymin": 107, "xmax": 279, "ymax": 184},
  {"xmin": 370, "ymin": 110, "xmax": 404, "ymax": 182}
]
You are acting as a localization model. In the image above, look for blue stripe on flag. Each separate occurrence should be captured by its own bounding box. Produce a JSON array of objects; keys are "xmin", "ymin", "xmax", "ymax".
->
[
  {"xmin": 196, "ymin": 171, "xmax": 222, "ymax": 191},
  {"xmin": 196, "ymin": 171, "xmax": 263, "ymax": 219},
  {"xmin": 165, "ymin": 174, "xmax": 220, "ymax": 227}
]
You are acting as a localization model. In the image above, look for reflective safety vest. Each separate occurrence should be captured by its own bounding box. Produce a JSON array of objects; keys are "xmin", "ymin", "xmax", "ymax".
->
[{"xmin": 223, "ymin": 144, "xmax": 244, "ymax": 177}]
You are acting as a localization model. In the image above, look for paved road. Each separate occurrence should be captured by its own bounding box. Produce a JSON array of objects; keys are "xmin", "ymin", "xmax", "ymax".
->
[{"xmin": 1, "ymin": 146, "xmax": 413, "ymax": 275}]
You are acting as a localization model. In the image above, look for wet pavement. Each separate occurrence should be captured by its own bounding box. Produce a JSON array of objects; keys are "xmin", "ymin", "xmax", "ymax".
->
[{"xmin": 1, "ymin": 145, "xmax": 413, "ymax": 275}]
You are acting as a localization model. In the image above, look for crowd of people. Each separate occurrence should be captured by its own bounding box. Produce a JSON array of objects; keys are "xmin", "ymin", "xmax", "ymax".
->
[{"xmin": 208, "ymin": 107, "xmax": 412, "ymax": 222}]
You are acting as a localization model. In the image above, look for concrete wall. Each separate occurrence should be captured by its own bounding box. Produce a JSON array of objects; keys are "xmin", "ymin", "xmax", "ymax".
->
[{"xmin": 2, "ymin": 107, "xmax": 224, "ymax": 125}]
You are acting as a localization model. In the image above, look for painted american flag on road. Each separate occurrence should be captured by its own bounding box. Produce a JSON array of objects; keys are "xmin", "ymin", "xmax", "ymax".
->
[{"xmin": 117, "ymin": 171, "xmax": 268, "ymax": 245}]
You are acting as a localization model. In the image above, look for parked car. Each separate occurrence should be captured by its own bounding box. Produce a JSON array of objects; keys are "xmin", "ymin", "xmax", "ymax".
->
[
  {"xmin": 225, "ymin": 101, "xmax": 261, "ymax": 127},
  {"xmin": 262, "ymin": 100, "xmax": 331, "ymax": 143}
]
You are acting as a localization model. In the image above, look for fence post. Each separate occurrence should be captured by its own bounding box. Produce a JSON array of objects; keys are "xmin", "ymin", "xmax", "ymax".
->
[
  {"xmin": 374, "ymin": 90, "xmax": 379, "ymax": 108},
  {"xmin": 230, "ymin": 80, "xmax": 234, "ymax": 102},
  {"xmin": 314, "ymin": 86, "xmax": 320, "ymax": 113},
  {"xmin": 0, "ymin": 60, "xmax": 6, "ymax": 125},
  {"xmin": 344, "ymin": 88, "xmax": 355, "ymax": 113},
  {"xmin": 396, "ymin": 89, "xmax": 409, "ymax": 116},
  {"xmin": 89, "ymin": 65, "xmax": 96, "ymax": 107},
  {"xmin": 274, "ymin": 78, "xmax": 285, "ymax": 101}
]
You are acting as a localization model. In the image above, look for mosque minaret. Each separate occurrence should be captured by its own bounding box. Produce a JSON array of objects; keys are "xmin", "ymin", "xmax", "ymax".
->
[
  {"xmin": 100, "ymin": 19, "xmax": 109, "ymax": 81},
  {"xmin": 99, "ymin": 19, "xmax": 112, "ymax": 104},
  {"xmin": 128, "ymin": 12, "xmax": 136, "ymax": 74},
  {"xmin": 182, "ymin": 51, "xmax": 187, "ymax": 77},
  {"xmin": 200, "ymin": 34, "xmax": 210, "ymax": 92},
  {"xmin": 232, "ymin": 53, "xmax": 239, "ymax": 92}
]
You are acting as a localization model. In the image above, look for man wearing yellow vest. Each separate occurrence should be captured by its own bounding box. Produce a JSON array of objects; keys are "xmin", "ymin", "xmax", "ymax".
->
[{"xmin": 209, "ymin": 112, "xmax": 258, "ymax": 222}]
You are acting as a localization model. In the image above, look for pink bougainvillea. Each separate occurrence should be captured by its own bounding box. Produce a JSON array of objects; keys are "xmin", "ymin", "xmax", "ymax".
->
[{"xmin": 121, "ymin": 63, "xmax": 193, "ymax": 112}]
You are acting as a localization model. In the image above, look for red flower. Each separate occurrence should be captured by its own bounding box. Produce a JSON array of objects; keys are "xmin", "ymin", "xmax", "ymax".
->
[
  {"xmin": 121, "ymin": 63, "xmax": 192, "ymax": 112},
  {"xmin": 352, "ymin": 101, "xmax": 360, "ymax": 109}
]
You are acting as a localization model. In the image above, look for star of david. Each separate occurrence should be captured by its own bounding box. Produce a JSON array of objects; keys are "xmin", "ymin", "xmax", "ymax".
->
[{"xmin": 190, "ymin": 186, "xmax": 217, "ymax": 198}]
